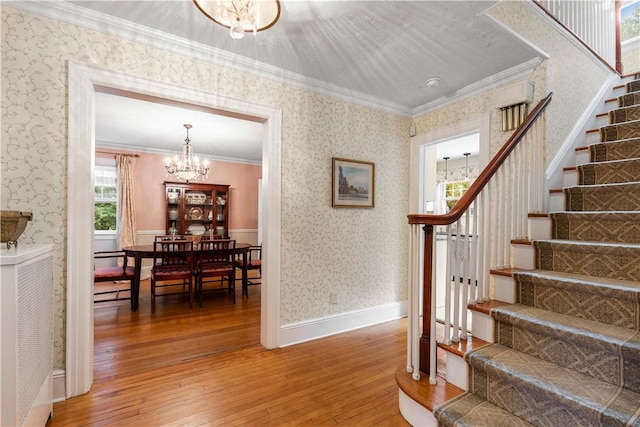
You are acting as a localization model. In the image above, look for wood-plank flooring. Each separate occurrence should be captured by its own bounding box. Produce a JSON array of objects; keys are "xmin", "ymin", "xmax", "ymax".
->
[{"xmin": 48, "ymin": 279, "xmax": 410, "ymax": 426}]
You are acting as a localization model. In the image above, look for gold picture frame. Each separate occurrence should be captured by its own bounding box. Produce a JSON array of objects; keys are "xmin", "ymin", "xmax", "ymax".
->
[{"xmin": 332, "ymin": 157, "xmax": 375, "ymax": 208}]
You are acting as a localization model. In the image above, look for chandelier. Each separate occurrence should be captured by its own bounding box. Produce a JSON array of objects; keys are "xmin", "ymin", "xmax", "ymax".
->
[
  {"xmin": 193, "ymin": 0, "xmax": 281, "ymax": 39},
  {"xmin": 165, "ymin": 124, "xmax": 209, "ymax": 182}
]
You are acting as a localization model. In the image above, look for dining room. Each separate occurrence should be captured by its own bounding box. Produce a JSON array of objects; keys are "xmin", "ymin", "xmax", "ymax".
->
[{"xmin": 91, "ymin": 89, "xmax": 267, "ymax": 392}]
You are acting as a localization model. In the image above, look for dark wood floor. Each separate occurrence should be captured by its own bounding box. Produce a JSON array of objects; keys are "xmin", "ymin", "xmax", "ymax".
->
[{"xmin": 48, "ymin": 278, "xmax": 411, "ymax": 426}]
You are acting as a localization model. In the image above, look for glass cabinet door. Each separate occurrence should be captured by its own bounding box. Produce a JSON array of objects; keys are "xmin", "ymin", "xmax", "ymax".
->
[
  {"xmin": 213, "ymin": 190, "xmax": 228, "ymax": 237},
  {"xmin": 183, "ymin": 189, "xmax": 209, "ymax": 236},
  {"xmin": 166, "ymin": 187, "xmax": 182, "ymax": 234}
]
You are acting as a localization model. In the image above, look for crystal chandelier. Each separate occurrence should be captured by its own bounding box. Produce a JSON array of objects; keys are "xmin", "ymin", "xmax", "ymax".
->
[
  {"xmin": 193, "ymin": 0, "xmax": 281, "ymax": 40},
  {"xmin": 165, "ymin": 124, "xmax": 209, "ymax": 182}
]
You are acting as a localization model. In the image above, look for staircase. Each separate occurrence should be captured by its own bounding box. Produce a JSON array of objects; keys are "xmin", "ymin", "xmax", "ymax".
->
[{"xmin": 433, "ymin": 76, "xmax": 640, "ymax": 426}]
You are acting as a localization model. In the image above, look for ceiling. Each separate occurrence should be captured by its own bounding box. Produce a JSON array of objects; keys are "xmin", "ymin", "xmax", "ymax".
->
[{"xmin": 17, "ymin": 1, "xmax": 544, "ymax": 162}]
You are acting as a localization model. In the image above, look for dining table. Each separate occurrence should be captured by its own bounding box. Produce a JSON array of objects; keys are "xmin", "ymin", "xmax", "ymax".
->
[{"xmin": 123, "ymin": 241, "xmax": 251, "ymax": 311}]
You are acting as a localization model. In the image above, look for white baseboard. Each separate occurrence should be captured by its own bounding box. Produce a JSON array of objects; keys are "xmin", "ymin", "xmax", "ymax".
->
[
  {"xmin": 279, "ymin": 301, "xmax": 407, "ymax": 347},
  {"xmin": 53, "ymin": 369, "xmax": 66, "ymax": 402}
]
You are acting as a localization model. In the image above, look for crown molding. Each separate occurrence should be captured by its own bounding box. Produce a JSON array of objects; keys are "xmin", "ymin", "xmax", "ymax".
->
[{"xmin": 4, "ymin": 0, "xmax": 413, "ymax": 117}]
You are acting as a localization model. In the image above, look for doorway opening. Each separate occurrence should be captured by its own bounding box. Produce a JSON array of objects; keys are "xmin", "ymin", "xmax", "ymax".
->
[
  {"xmin": 67, "ymin": 61, "xmax": 282, "ymax": 399},
  {"xmin": 408, "ymin": 115, "xmax": 490, "ymax": 322},
  {"xmin": 91, "ymin": 90, "xmax": 265, "ymax": 380}
]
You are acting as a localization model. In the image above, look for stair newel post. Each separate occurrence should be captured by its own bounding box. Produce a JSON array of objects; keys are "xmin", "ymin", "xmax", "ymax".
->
[{"xmin": 420, "ymin": 223, "xmax": 436, "ymax": 379}]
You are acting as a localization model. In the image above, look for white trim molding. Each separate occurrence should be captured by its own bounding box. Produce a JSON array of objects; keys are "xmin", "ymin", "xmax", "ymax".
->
[
  {"xmin": 545, "ymin": 74, "xmax": 617, "ymax": 190},
  {"xmin": 67, "ymin": 60, "xmax": 282, "ymax": 398},
  {"xmin": 279, "ymin": 301, "xmax": 407, "ymax": 347}
]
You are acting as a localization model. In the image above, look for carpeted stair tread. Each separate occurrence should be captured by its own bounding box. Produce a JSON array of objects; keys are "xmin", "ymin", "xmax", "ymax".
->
[
  {"xmin": 514, "ymin": 270, "xmax": 640, "ymax": 329},
  {"xmin": 550, "ymin": 211, "xmax": 640, "ymax": 243},
  {"xmin": 619, "ymin": 91, "xmax": 640, "ymax": 108},
  {"xmin": 465, "ymin": 344, "xmax": 640, "ymax": 426},
  {"xmin": 535, "ymin": 239, "xmax": 640, "ymax": 281},
  {"xmin": 601, "ymin": 119, "xmax": 640, "ymax": 142},
  {"xmin": 577, "ymin": 157, "xmax": 640, "ymax": 184},
  {"xmin": 492, "ymin": 304, "xmax": 640, "ymax": 390},
  {"xmin": 627, "ymin": 80, "xmax": 640, "ymax": 93},
  {"xmin": 434, "ymin": 393, "xmax": 535, "ymax": 427},
  {"xmin": 590, "ymin": 137, "xmax": 640, "ymax": 162},
  {"xmin": 564, "ymin": 181, "xmax": 640, "ymax": 211},
  {"xmin": 610, "ymin": 104, "xmax": 640, "ymax": 124}
]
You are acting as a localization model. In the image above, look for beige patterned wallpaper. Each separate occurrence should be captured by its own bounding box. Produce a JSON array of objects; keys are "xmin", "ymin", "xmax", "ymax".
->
[
  {"xmin": 488, "ymin": 1, "xmax": 610, "ymax": 165},
  {"xmin": 1, "ymin": 6, "xmax": 411, "ymax": 368}
]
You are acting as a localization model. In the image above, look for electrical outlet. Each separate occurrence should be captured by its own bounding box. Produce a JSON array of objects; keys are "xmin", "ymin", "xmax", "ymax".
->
[{"xmin": 330, "ymin": 292, "xmax": 338, "ymax": 304}]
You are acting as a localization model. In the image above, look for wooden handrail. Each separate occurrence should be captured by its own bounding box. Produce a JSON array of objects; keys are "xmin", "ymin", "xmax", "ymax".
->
[
  {"xmin": 408, "ymin": 92, "xmax": 552, "ymax": 226},
  {"xmin": 409, "ymin": 92, "xmax": 552, "ymax": 377}
]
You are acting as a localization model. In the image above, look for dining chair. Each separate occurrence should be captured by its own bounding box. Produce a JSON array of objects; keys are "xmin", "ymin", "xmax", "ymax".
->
[
  {"xmin": 150, "ymin": 240, "xmax": 195, "ymax": 314},
  {"xmin": 155, "ymin": 235, "xmax": 188, "ymax": 241},
  {"xmin": 93, "ymin": 250, "xmax": 136, "ymax": 310},
  {"xmin": 200, "ymin": 233, "xmax": 225, "ymax": 241},
  {"xmin": 236, "ymin": 245, "xmax": 261, "ymax": 297},
  {"xmin": 195, "ymin": 239, "xmax": 236, "ymax": 307}
]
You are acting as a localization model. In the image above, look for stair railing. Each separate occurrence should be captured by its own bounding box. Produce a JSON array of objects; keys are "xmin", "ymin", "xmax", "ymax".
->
[
  {"xmin": 406, "ymin": 93, "xmax": 553, "ymax": 384},
  {"xmin": 532, "ymin": 0, "xmax": 621, "ymax": 74}
]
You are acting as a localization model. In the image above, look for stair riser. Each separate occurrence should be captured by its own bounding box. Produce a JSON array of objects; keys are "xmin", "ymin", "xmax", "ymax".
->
[
  {"xmin": 627, "ymin": 81, "xmax": 640, "ymax": 93},
  {"xmin": 551, "ymin": 212, "xmax": 640, "ymax": 244},
  {"xmin": 493, "ymin": 315, "xmax": 636, "ymax": 392},
  {"xmin": 563, "ymin": 168, "xmax": 578, "ymax": 187},
  {"xmin": 512, "ymin": 244, "xmax": 534, "ymax": 270},
  {"xmin": 467, "ymin": 364, "xmax": 598, "ymax": 426},
  {"xmin": 575, "ymin": 148, "xmax": 590, "ymax": 165},
  {"xmin": 445, "ymin": 352, "xmax": 468, "ymax": 391},
  {"xmin": 549, "ymin": 192, "xmax": 564, "ymax": 212},
  {"xmin": 515, "ymin": 274, "xmax": 639, "ymax": 329},
  {"xmin": 535, "ymin": 241, "xmax": 640, "ymax": 282},
  {"xmin": 528, "ymin": 217, "xmax": 551, "ymax": 240},
  {"xmin": 590, "ymin": 138, "xmax": 640, "ymax": 162},
  {"xmin": 564, "ymin": 183, "xmax": 640, "ymax": 212},
  {"xmin": 619, "ymin": 92, "xmax": 640, "ymax": 108},
  {"xmin": 578, "ymin": 159, "xmax": 640, "ymax": 185},
  {"xmin": 610, "ymin": 105, "xmax": 640, "ymax": 124}
]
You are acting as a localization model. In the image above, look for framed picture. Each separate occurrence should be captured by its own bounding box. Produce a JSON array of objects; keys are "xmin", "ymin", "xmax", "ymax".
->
[{"xmin": 332, "ymin": 157, "xmax": 375, "ymax": 208}]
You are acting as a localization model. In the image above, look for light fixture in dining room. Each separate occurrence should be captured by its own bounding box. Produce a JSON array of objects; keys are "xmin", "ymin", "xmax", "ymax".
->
[
  {"xmin": 193, "ymin": 0, "xmax": 281, "ymax": 40},
  {"xmin": 165, "ymin": 124, "xmax": 209, "ymax": 182},
  {"xmin": 464, "ymin": 152, "xmax": 470, "ymax": 181},
  {"xmin": 443, "ymin": 156, "xmax": 450, "ymax": 183}
]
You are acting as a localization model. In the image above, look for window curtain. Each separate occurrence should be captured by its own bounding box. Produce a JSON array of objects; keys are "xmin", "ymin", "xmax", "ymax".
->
[{"xmin": 115, "ymin": 155, "xmax": 137, "ymax": 256}]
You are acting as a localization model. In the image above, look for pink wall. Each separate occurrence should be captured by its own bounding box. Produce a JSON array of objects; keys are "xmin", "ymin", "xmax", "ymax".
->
[{"xmin": 96, "ymin": 150, "xmax": 261, "ymax": 231}]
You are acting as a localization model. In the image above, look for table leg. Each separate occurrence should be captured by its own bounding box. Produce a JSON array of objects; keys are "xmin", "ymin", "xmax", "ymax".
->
[
  {"xmin": 242, "ymin": 250, "xmax": 248, "ymax": 297},
  {"xmin": 132, "ymin": 255, "xmax": 142, "ymax": 311}
]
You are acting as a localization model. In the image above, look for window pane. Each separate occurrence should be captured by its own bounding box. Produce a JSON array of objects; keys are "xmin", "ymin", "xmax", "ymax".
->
[
  {"xmin": 103, "ymin": 186, "xmax": 117, "ymax": 200},
  {"xmin": 95, "ymin": 202, "xmax": 117, "ymax": 230}
]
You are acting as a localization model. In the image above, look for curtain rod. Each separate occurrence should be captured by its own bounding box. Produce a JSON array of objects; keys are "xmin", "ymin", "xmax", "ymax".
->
[{"xmin": 96, "ymin": 150, "xmax": 140, "ymax": 157}]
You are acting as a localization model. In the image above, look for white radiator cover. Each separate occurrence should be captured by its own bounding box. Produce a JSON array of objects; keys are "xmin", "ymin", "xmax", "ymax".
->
[{"xmin": 1, "ymin": 244, "xmax": 54, "ymax": 427}]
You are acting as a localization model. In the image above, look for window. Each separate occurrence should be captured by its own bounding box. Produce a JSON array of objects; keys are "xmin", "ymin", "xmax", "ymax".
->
[
  {"xmin": 445, "ymin": 180, "xmax": 470, "ymax": 210},
  {"xmin": 95, "ymin": 165, "xmax": 117, "ymax": 231}
]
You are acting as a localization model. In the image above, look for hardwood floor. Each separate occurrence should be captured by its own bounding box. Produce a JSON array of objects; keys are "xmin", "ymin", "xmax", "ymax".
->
[{"xmin": 49, "ymin": 278, "xmax": 410, "ymax": 426}]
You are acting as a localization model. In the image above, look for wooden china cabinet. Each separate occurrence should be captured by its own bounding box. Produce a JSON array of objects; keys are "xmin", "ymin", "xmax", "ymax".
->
[{"xmin": 164, "ymin": 181, "xmax": 230, "ymax": 238}]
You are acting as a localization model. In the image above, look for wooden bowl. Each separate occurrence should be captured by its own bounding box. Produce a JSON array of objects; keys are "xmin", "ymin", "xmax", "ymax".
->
[{"xmin": 1, "ymin": 210, "xmax": 33, "ymax": 248}]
